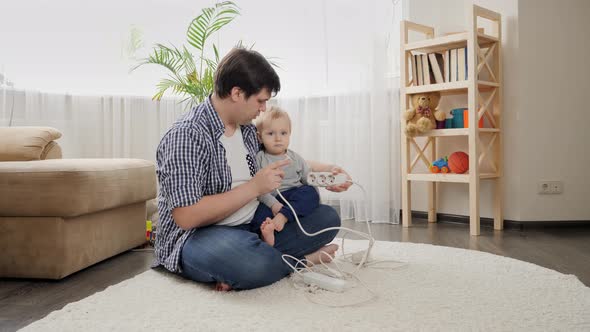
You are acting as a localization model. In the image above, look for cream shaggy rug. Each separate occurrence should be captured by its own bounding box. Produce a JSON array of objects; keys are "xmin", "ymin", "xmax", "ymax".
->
[{"xmin": 21, "ymin": 240, "xmax": 590, "ymax": 331}]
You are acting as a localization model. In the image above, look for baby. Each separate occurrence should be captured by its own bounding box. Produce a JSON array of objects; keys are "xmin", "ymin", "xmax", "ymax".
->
[{"xmin": 255, "ymin": 106, "xmax": 320, "ymax": 246}]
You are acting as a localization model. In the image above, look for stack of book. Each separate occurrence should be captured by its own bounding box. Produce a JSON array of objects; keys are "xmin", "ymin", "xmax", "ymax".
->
[{"xmin": 411, "ymin": 47, "xmax": 468, "ymax": 85}]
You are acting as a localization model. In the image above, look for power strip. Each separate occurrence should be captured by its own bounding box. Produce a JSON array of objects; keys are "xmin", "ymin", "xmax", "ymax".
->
[
  {"xmin": 302, "ymin": 271, "xmax": 347, "ymax": 292},
  {"xmin": 307, "ymin": 172, "xmax": 348, "ymax": 187}
]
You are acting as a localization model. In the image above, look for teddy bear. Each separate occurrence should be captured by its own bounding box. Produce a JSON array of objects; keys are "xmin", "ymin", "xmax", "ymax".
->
[{"xmin": 404, "ymin": 92, "xmax": 446, "ymax": 136}]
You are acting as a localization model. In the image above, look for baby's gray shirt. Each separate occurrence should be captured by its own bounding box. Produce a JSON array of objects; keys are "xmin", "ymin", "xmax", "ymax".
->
[{"xmin": 256, "ymin": 149, "xmax": 311, "ymax": 208}]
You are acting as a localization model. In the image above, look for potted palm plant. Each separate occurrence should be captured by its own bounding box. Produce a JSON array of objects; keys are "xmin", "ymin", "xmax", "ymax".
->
[{"xmin": 134, "ymin": 1, "xmax": 239, "ymax": 107}]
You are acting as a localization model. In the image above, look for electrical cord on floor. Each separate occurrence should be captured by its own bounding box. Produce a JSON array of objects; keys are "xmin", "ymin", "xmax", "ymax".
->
[
  {"xmin": 278, "ymin": 180, "xmax": 375, "ymax": 270},
  {"xmin": 277, "ymin": 180, "xmax": 408, "ymax": 306}
]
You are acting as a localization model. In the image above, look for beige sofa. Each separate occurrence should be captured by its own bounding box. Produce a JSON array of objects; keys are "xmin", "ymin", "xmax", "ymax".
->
[{"xmin": 0, "ymin": 127, "xmax": 157, "ymax": 279}]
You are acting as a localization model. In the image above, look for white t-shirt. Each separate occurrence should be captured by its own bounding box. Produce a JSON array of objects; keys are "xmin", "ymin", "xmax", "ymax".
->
[{"xmin": 216, "ymin": 127, "xmax": 259, "ymax": 226}]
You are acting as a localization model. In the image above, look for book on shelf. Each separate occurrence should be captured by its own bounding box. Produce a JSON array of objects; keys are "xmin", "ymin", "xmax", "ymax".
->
[
  {"xmin": 450, "ymin": 49, "xmax": 458, "ymax": 82},
  {"xmin": 443, "ymin": 50, "xmax": 450, "ymax": 83},
  {"xmin": 464, "ymin": 47, "xmax": 468, "ymax": 80},
  {"xmin": 410, "ymin": 48, "xmax": 469, "ymax": 85},
  {"xmin": 428, "ymin": 53, "xmax": 444, "ymax": 84},
  {"xmin": 411, "ymin": 54, "xmax": 418, "ymax": 86},
  {"xmin": 416, "ymin": 55, "xmax": 423, "ymax": 85},
  {"xmin": 421, "ymin": 54, "xmax": 431, "ymax": 85},
  {"xmin": 457, "ymin": 47, "xmax": 466, "ymax": 81}
]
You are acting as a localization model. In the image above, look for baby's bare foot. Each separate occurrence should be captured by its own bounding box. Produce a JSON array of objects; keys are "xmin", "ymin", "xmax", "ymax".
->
[
  {"xmin": 215, "ymin": 282, "xmax": 232, "ymax": 292},
  {"xmin": 260, "ymin": 218, "xmax": 276, "ymax": 246},
  {"xmin": 305, "ymin": 243, "xmax": 339, "ymax": 265}
]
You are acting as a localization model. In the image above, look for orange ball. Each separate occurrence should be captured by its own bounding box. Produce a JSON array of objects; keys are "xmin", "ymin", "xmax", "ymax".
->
[{"xmin": 448, "ymin": 152, "xmax": 469, "ymax": 174}]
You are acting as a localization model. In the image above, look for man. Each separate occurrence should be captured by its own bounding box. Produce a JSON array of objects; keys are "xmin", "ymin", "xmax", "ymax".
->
[{"xmin": 154, "ymin": 47, "xmax": 351, "ymax": 291}]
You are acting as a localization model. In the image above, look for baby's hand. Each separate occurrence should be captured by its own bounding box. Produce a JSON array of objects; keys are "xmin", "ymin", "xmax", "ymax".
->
[
  {"xmin": 272, "ymin": 218, "xmax": 287, "ymax": 232},
  {"xmin": 326, "ymin": 166, "xmax": 352, "ymax": 192},
  {"xmin": 271, "ymin": 202, "xmax": 283, "ymax": 216}
]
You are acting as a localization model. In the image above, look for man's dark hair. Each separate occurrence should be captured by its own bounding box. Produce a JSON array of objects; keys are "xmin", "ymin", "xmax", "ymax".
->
[{"xmin": 214, "ymin": 47, "xmax": 281, "ymax": 99}]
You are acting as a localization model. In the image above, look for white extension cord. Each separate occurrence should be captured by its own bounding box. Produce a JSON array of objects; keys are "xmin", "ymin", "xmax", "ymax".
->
[
  {"xmin": 302, "ymin": 271, "xmax": 348, "ymax": 293},
  {"xmin": 277, "ymin": 172, "xmax": 376, "ymax": 294}
]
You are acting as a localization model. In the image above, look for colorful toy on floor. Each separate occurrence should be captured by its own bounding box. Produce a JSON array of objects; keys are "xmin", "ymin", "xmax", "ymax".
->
[
  {"xmin": 449, "ymin": 151, "xmax": 469, "ymax": 174},
  {"xmin": 146, "ymin": 220, "xmax": 152, "ymax": 241},
  {"xmin": 146, "ymin": 220, "xmax": 157, "ymax": 245},
  {"xmin": 430, "ymin": 157, "xmax": 449, "ymax": 173}
]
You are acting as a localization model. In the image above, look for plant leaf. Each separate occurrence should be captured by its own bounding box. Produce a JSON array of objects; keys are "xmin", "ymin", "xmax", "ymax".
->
[
  {"xmin": 187, "ymin": 1, "xmax": 239, "ymax": 51},
  {"xmin": 212, "ymin": 43, "xmax": 220, "ymax": 62}
]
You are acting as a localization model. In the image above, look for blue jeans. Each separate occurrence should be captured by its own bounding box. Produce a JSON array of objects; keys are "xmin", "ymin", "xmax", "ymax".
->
[
  {"xmin": 250, "ymin": 185, "xmax": 320, "ymax": 229},
  {"xmin": 179, "ymin": 204, "xmax": 340, "ymax": 290}
]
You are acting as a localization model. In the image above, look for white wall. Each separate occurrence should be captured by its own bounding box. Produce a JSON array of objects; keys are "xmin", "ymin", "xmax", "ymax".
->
[
  {"xmin": 407, "ymin": 0, "xmax": 590, "ymax": 221},
  {"xmin": 517, "ymin": 0, "xmax": 590, "ymax": 221}
]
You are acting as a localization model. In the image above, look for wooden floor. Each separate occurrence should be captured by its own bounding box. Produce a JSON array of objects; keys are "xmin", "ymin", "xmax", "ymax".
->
[{"xmin": 1, "ymin": 219, "xmax": 589, "ymax": 332}]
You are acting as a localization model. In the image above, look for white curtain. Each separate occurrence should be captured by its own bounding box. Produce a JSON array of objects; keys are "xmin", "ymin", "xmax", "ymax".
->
[
  {"xmin": 223, "ymin": 0, "xmax": 402, "ymax": 223},
  {"xmin": 0, "ymin": 89, "xmax": 185, "ymax": 161},
  {"xmin": 0, "ymin": 0, "xmax": 403, "ymax": 224},
  {"xmin": 273, "ymin": 88, "xmax": 400, "ymax": 224}
]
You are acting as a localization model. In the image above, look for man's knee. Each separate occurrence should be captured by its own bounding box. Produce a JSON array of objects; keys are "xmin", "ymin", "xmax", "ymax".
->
[
  {"xmin": 300, "ymin": 185, "xmax": 320, "ymax": 198},
  {"xmin": 236, "ymin": 256, "xmax": 288, "ymax": 289},
  {"xmin": 316, "ymin": 204, "xmax": 341, "ymax": 228},
  {"xmin": 308, "ymin": 205, "xmax": 340, "ymax": 242}
]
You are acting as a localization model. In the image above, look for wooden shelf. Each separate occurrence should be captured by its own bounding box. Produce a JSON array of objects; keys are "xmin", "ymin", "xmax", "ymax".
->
[
  {"xmin": 404, "ymin": 32, "xmax": 498, "ymax": 54},
  {"xmin": 414, "ymin": 128, "xmax": 500, "ymax": 137},
  {"xmin": 405, "ymin": 80, "xmax": 499, "ymax": 95},
  {"xmin": 400, "ymin": 5, "xmax": 504, "ymax": 236},
  {"xmin": 407, "ymin": 172, "xmax": 499, "ymax": 183}
]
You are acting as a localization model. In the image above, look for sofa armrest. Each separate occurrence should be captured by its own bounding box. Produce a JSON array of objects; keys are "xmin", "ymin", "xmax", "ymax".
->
[{"xmin": 0, "ymin": 127, "xmax": 63, "ymax": 161}]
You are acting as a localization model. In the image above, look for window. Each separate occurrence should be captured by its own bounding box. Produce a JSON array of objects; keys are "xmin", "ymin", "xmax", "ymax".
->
[{"xmin": 0, "ymin": 0, "xmax": 404, "ymax": 97}]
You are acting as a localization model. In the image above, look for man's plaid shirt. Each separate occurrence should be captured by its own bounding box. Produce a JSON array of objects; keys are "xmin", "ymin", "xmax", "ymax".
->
[{"xmin": 154, "ymin": 97, "xmax": 259, "ymax": 273}]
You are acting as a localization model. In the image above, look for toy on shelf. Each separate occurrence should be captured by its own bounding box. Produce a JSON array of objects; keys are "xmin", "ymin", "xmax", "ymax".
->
[
  {"xmin": 450, "ymin": 108, "xmax": 465, "ymax": 128},
  {"xmin": 404, "ymin": 92, "xmax": 446, "ymax": 136},
  {"xmin": 430, "ymin": 157, "xmax": 450, "ymax": 173},
  {"xmin": 448, "ymin": 151, "xmax": 469, "ymax": 173},
  {"xmin": 447, "ymin": 108, "xmax": 484, "ymax": 128},
  {"xmin": 463, "ymin": 110, "xmax": 483, "ymax": 128}
]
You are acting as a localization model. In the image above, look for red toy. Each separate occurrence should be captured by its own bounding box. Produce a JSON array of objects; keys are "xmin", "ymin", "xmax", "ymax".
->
[{"xmin": 448, "ymin": 151, "xmax": 469, "ymax": 174}]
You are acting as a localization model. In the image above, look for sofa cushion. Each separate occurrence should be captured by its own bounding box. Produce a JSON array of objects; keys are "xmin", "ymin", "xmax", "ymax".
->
[
  {"xmin": 40, "ymin": 141, "xmax": 63, "ymax": 160},
  {"xmin": 0, "ymin": 159, "xmax": 157, "ymax": 217},
  {"xmin": 0, "ymin": 126, "xmax": 62, "ymax": 161}
]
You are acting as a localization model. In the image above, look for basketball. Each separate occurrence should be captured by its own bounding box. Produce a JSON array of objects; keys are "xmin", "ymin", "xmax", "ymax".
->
[{"xmin": 448, "ymin": 151, "xmax": 469, "ymax": 174}]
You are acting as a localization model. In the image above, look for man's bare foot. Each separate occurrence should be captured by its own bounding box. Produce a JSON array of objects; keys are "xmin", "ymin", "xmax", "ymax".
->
[
  {"xmin": 304, "ymin": 243, "xmax": 339, "ymax": 265},
  {"xmin": 260, "ymin": 218, "xmax": 276, "ymax": 246},
  {"xmin": 215, "ymin": 282, "xmax": 232, "ymax": 292},
  {"xmin": 271, "ymin": 213, "xmax": 287, "ymax": 232}
]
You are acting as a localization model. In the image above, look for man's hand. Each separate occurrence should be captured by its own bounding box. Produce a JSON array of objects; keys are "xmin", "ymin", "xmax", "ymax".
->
[
  {"xmin": 251, "ymin": 159, "xmax": 290, "ymax": 195},
  {"xmin": 326, "ymin": 166, "xmax": 352, "ymax": 192},
  {"xmin": 271, "ymin": 202, "xmax": 283, "ymax": 216}
]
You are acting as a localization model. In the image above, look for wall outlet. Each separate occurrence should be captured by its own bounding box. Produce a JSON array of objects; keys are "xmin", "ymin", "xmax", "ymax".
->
[{"xmin": 537, "ymin": 181, "xmax": 563, "ymax": 194}]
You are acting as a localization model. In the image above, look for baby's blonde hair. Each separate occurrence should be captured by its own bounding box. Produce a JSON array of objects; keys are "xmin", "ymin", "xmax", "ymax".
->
[{"xmin": 255, "ymin": 105, "xmax": 291, "ymax": 133}]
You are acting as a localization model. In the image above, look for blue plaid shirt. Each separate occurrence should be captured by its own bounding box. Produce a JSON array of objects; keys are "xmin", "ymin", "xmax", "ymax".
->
[{"xmin": 154, "ymin": 97, "xmax": 260, "ymax": 273}]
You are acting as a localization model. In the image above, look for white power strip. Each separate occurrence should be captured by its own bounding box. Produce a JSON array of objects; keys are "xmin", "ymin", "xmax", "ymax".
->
[
  {"xmin": 307, "ymin": 172, "xmax": 348, "ymax": 187},
  {"xmin": 302, "ymin": 271, "xmax": 347, "ymax": 292}
]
